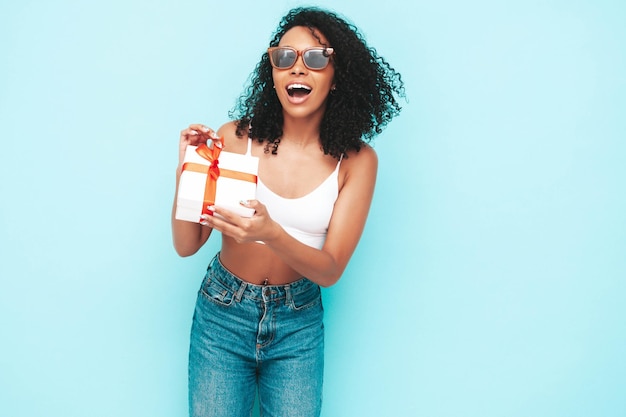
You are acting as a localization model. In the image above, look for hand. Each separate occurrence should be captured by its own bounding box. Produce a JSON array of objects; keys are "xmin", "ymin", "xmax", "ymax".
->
[
  {"xmin": 199, "ymin": 200, "xmax": 280, "ymax": 244},
  {"xmin": 178, "ymin": 124, "xmax": 221, "ymax": 168}
]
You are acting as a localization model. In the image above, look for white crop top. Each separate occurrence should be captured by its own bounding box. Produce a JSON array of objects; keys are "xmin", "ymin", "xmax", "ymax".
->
[{"xmin": 251, "ymin": 139, "xmax": 342, "ymax": 249}]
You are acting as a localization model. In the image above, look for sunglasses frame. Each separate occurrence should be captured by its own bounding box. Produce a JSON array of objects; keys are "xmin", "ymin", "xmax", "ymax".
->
[{"xmin": 267, "ymin": 46, "xmax": 335, "ymax": 70}]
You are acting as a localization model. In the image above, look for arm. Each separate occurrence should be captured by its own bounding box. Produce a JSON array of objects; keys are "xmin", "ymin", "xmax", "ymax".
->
[
  {"xmin": 171, "ymin": 124, "xmax": 222, "ymax": 257},
  {"xmin": 204, "ymin": 146, "xmax": 378, "ymax": 286}
]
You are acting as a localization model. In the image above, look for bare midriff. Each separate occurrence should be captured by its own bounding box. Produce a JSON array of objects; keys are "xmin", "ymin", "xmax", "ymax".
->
[{"xmin": 218, "ymin": 237, "xmax": 304, "ymax": 286}]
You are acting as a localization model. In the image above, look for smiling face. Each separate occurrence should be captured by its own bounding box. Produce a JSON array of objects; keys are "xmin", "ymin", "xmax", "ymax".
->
[{"xmin": 271, "ymin": 26, "xmax": 335, "ymax": 123}]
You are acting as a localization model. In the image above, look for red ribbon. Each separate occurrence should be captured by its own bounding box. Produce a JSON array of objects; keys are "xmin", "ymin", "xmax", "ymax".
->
[{"xmin": 181, "ymin": 139, "xmax": 257, "ymax": 216}]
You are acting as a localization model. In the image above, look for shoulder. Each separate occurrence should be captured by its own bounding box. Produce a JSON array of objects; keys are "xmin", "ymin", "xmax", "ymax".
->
[
  {"xmin": 342, "ymin": 143, "xmax": 378, "ymax": 175},
  {"xmin": 338, "ymin": 143, "xmax": 378, "ymax": 192},
  {"xmin": 217, "ymin": 121, "xmax": 249, "ymax": 154}
]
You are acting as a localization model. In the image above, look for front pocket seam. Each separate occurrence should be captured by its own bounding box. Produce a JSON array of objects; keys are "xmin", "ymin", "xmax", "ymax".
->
[
  {"xmin": 290, "ymin": 297, "xmax": 321, "ymax": 311},
  {"xmin": 200, "ymin": 281, "xmax": 235, "ymax": 307}
]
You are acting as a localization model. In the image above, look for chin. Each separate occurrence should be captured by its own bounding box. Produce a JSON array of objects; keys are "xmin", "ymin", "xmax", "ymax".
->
[{"xmin": 280, "ymin": 100, "xmax": 328, "ymax": 120}]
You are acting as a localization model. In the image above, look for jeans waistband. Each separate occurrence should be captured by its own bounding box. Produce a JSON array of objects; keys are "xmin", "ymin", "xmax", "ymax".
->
[{"xmin": 209, "ymin": 253, "xmax": 318, "ymax": 302}]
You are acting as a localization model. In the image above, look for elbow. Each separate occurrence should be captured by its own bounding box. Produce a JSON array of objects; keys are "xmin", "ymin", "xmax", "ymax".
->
[
  {"xmin": 176, "ymin": 249, "xmax": 196, "ymax": 258},
  {"xmin": 314, "ymin": 255, "xmax": 347, "ymax": 287},
  {"xmin": 316, "ymin": 269, "xmax": 343, "ymax": 288},
  {"xmin": 319, "ymin": 279, "xmax": 339, "ymax": 288},
  {"xmin": 172, "ymin": 229, "xmax": 208, "ymax": 258},
  {"xmin": 173, "ymin": 242, "xmax": 201, "ymax": 258}
]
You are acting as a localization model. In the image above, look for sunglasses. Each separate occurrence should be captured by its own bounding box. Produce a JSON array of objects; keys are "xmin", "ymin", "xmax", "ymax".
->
[{"xmin": 267, "ymin": 46, "xmax": 335, "ymax": 70}]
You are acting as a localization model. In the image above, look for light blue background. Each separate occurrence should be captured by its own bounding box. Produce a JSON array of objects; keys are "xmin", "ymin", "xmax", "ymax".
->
[{"xmin": 1, "ymin": 0, "xmax": 625, "ymax": 416}]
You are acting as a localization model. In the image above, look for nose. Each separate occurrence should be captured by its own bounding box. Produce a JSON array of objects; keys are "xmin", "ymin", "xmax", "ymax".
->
[{"xmin": 290, "ymin": 54, "xmax": 308, "ymax": 74}]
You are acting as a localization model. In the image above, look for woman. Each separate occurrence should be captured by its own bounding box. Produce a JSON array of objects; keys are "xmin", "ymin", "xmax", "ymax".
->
[{"xmin": 172, "ymin": 7, "xmax": 404, "ymax": 417}]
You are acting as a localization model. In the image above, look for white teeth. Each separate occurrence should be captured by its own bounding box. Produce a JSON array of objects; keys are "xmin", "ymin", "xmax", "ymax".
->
[{"xmin": 287, "ymin": 83, "xmax": 312, "ymax": 91}]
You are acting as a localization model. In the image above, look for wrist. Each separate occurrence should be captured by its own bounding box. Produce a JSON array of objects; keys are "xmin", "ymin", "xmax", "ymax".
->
[{"xmin": 263, "ymin": 221, "xmax": 283, "ymax": 246}]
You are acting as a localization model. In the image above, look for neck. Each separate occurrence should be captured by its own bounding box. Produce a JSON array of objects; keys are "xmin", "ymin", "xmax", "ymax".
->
[{"xmin": 281, "ymin": 115, "xmax": 323, "ymax": 147}]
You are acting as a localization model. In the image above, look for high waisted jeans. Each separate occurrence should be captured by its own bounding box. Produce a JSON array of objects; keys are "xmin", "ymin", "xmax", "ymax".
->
[{"xmin": 189, "ymin": 254, "xmax": 324, "ymax": 417}]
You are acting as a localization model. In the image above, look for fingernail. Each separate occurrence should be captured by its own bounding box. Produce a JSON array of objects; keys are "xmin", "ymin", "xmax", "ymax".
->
[
  {"xmin": 239, "ymin": 200, "xmax": 250, "ymax": 206},
  {"xmin": 207, "ymin": 205, "xmax": 216, "ymax": 212}
]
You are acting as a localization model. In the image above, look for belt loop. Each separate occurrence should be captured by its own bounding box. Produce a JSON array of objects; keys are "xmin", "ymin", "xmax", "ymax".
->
[
  {"xmin": 234, "ymin": 281, "xmax": 247, "ymax": 302},
  {"xmin": 285, "ymin": 284, "xmax": 292, "ymax": 306}
]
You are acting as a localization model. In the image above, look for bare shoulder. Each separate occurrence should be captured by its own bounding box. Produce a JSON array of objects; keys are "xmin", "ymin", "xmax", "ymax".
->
[
  {"xmin": 342, "ymin": 143, "xmax": 378, "ymax": 176},
  {"xmin": 338, "ymin": 144, "xmax": 378, "ymax": 192},
  {"xmin": 217, "ymin": 121, "xmax": 249, "ymax": 154}
]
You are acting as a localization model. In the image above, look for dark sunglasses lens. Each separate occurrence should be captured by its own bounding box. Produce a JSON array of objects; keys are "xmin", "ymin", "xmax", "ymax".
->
[
  {"xmin": 303, "ymin": 50, "xmax": 330, "ymax": 69},
  {"xmin": 271, "ymin": 48, "xmax": 297, "ymax": 68}
]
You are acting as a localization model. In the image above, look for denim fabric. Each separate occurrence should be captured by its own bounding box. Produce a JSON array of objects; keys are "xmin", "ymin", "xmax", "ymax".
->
[{"xmin": 189, "ymin": 254, "xmax": 324, "ymax": 417}]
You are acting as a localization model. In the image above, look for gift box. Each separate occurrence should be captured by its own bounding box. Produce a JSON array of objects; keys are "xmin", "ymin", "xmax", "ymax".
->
[{"xmin": 175, "ymin": 140, "xmax": 259, "ymax": 223}]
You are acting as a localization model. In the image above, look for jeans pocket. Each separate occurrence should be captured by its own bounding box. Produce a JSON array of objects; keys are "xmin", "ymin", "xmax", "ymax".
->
[
  {"xmin": 290, "ymin": 284, "xmax": 322, "ymax": 311},
  {"xmin": 199, "ymin": 273, "xmax": 235, "ymax": 307}
]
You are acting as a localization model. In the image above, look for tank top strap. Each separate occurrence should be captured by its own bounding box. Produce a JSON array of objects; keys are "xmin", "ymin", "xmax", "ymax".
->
[
  {"xmin": 246, "ymin": 137, "xmax": 253, "ymax": 156},
  {"xmin": 334, "ymin": 153, "xmax": 344, "ymax": 172}
]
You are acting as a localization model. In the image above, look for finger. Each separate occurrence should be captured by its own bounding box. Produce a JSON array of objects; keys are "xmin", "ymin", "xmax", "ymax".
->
[
  {"xmin": 180, "ymin": 128, "xmax": 215, "ymax": 148},
  {"xmin": 179, "ymin": 127, "xmax": 204, "ymax": 142},
  {"xmin": 199, "ymin": 214, "xmax": 211, "ymax": 227},
  {"xmin": 210, "ymin": 205, "xmax": 241, "ymax": 225},
  {"xmin": 202, "ymin": 210, "xmax": 244, "ymax": 241},
  {"xmin": 180, "ymin": 127, "xmax": 196, "ymax": 138},
  {"xmin": 189, "ymin": 124, "xmax": 221, "ymax": 139},
  {"xmin": 241, "ymin": 199, "xmax": 263, "ymax": 215},
  {"xmin": 199, "ymin": 211, "xmax": 227, "ymax": 229}
]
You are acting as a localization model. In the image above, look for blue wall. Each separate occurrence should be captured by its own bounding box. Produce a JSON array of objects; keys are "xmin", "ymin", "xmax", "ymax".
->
[{"xmin": 1, "ymin": 1, "xmax": 625, "ymax": 416}]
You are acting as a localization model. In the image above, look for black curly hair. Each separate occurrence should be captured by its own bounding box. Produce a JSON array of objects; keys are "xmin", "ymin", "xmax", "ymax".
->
[{"xmin": 229, "ymin": 6, "xmax": 405, "ymax": 159}]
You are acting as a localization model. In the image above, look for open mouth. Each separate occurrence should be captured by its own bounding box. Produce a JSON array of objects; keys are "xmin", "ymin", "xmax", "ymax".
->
[{"xmin": 287, "ymin": 83, "xmax": 312, "ymax": 98}]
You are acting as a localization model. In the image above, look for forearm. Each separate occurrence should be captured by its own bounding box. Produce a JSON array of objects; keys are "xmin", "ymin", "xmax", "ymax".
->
[
  {"xmin": 264, "ymin": 227, "xmax": 345, "ymax": 287},
  {"xmin": 171, "ymin": 168, "xmax": 212, "ymax": 257}
]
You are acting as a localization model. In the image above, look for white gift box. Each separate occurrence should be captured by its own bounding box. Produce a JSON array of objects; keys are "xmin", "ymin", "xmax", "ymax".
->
[{"xmin": 175, "ymin": 144, "xmax": 259, "ymax": 223}]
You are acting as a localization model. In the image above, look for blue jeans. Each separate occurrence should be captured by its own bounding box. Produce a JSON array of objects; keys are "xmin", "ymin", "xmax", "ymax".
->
[{"xmin": 189, "ymin": 254, "xmax": 324, "ymax": 417}]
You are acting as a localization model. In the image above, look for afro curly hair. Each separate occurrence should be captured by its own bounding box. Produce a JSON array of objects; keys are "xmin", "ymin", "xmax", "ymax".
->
[{"xmin": 230, "ymin": 6, "xmax": 405, "ymax": 159}]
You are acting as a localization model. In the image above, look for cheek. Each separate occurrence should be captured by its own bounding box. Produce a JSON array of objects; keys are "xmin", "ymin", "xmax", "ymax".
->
[
  {"xmin": 272, "ymin": 73, "xmax": 287, "ymax": 100},
  {"xmin": 322, "ymin": 68, "xmax": 335, "ymax": 90},
  {"xmin": 320, "ymin": 78, "xmax": 335, "ymax": 95}
]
